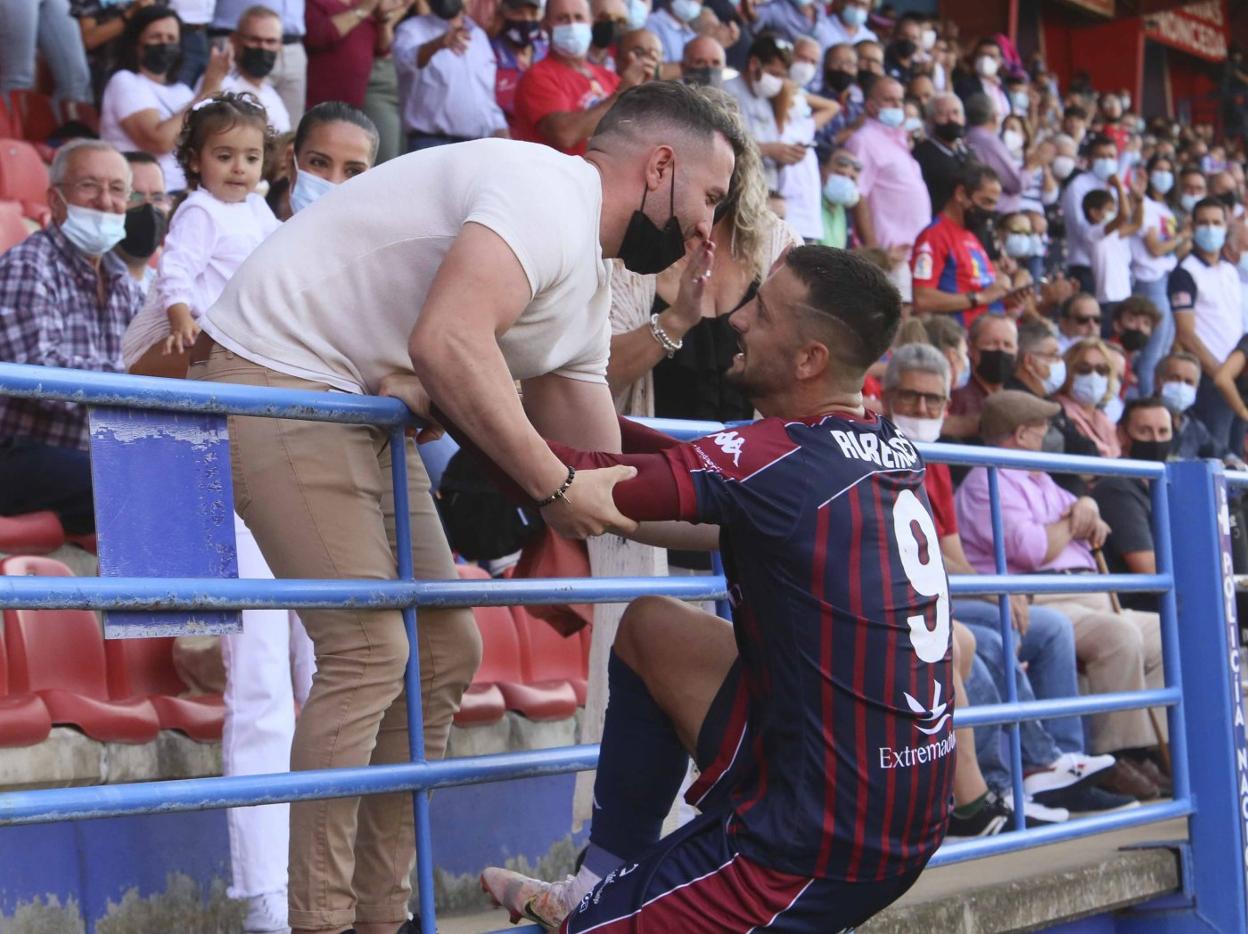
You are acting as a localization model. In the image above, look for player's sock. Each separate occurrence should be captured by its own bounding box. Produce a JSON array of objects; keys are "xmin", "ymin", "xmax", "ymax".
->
[{"xmin": 587, "ymin": 651, "xmax": 690, "ymax": 870}]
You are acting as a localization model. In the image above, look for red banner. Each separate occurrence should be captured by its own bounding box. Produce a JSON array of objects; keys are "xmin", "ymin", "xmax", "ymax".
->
[{"xmin": 1144, "ymin": 0, "xmax": 1228, "ymax": 62}]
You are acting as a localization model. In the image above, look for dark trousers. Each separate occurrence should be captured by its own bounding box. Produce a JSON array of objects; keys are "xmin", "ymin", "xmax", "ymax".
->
[
  {"xmin": 405, "ymin": 131, "xmax": 470, "ymax": 152},
  {"xmin": 0, "ymin": 439, "xmax": 94, "ymax": 533},
  {"xmin": 1194, "ymin": 373, "xmax": 1239, "ymax": 457},
  {"xmin": 177, "ymin": 27, "xmax": 209, "ymax": 88}
]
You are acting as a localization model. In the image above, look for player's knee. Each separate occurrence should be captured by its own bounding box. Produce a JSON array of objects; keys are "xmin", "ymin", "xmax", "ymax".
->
[{"xmin": 615, "ymin": 595, "xmax": 680, "ymax": 673}]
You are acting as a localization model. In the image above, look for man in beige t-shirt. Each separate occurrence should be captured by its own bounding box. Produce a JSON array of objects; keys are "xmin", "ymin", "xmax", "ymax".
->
[{"xmin": 191, "ymin": 81, "xmax": 737, "ymax": 934}]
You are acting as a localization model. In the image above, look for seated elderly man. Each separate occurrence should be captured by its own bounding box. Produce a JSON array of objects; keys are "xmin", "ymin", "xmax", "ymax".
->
[
  {"xmin": 955, "ymin": 390, "xmax": 1170, "ymax": 800},
  {"xmin": 0, "ymin": 140, "xmax": 143, "ymax": 534},
  {"xmin": 679, "ymin": 35, "xmax": 725, "ymax": 87}
]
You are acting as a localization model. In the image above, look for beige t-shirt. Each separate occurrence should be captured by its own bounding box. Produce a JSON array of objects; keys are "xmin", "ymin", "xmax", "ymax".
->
[{"xmin": 201, "ymin": 139, "xmax": 611, "ymax": 394}]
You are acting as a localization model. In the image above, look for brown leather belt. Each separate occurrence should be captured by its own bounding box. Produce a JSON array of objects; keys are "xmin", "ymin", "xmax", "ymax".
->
[{"xmin": 188, "ymin": 332, "xmax": 217, "ymax": 365}]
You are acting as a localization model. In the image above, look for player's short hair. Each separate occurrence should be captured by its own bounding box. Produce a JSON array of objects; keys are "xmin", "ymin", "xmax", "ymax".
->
[
  {"xmin": 786, "ymin": 246, "xmax": 901, "ymax": 373},
  {"xmin": 884, "ymin": 342, "xmax": 950, "ymax": 393},
  {"xmin": 590, "ymin": 80, "xmax": 746, "ymax": 162}
]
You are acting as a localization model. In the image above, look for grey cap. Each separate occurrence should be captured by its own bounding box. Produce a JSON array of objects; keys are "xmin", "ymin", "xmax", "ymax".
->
[{"xmin": 980, "ymin": 390, "xmax": 1061, "ymax": 443}]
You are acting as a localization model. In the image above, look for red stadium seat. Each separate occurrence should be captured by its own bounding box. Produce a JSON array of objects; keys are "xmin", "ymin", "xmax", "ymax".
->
[
  {"xmin": 0, "ymin": 616, "xmax": 52, "ymax": 747},
  {"xmin": 0, "ymin": 102, "xmax": 21, "ymax": 141},
  {"xmin": 8, "ymin": 91, "xmax": 57, "ymax": 143},
  {"xmin": 512, "ymin": 604, "xmax": 588, "ymax": 705},
  {"xmin": 58, "ymin": 101, "xmax": 99, "ymax": 136},
  {"xmin": 0, "ymin": 510, "xmax": 64, "ymax": 554},
  {"xmin": 0, "ymin": 199, "xmax": 30, "ymax": 252},
  {"xmin": 473, "ymin": 603, "xmax": 577, "ymax": 721},
  {"xmin": 0, "ymin": 140, "xmax": 50, "ymax": 225},
  {"xmin": 104, "ymin": 637, "xmax": 224, "ymax": 741},
  {"xmin": 454, "ymin": 683, "xmax": 506, "ymax": 726},
  {"xmin": 1, "ymin": 556, "xmax": 159, "ymax": 743}
]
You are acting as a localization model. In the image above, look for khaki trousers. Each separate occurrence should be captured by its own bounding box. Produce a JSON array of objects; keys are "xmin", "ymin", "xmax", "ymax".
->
[
  {"xmin": 192, "ymin": 346, "xmax": 481, "ymax": 932},
  {"xmin": 1033, "ymin": 592, "xmax": 1165, "ymax": 754}
]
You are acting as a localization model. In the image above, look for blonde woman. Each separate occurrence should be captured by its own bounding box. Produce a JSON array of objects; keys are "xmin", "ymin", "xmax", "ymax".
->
[
  {"xmin": 1054, "ymin": 337, "xmax": 1121, "ymax": 458},
  {"xmin": 608, "ymin": 86, "xmax": 801, "ymax": 420}
]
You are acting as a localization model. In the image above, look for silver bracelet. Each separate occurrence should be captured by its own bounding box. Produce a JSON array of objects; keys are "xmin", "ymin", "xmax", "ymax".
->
[{"xmin": 649, "ymin": 313, "xmax": 682, "ymax": 359}]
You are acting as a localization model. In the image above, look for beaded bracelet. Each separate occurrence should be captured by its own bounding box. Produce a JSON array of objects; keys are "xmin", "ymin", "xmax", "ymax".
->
[
  {"xmin": 536, "ymin": 465, "xmax": 576, "ymax": 508},
  {"xmin": 649, "ymin": 313, "xmax": 683, "ymax": 359}
]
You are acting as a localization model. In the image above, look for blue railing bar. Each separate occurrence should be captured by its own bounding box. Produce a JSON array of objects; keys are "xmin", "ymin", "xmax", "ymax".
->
[
  {"xmin": 952, "ymin": 688, "xmax": 1180, "ymax": 728},
  {"xmin": 928, "ymin": 798, "xmax": 1192, "ymax": 866},
  {"xmin": 916, "ymin": 440, "xmax": 1166, "ymax": 478},
  {"xmin": 988, "ymin": 467, "xmax": 1027, "ymax": 833},
  {"xmin": 0, "ymin": 745, "xmax": 603, "ymax": 826},
  {"xmin": 948, "ymin": 573, "xmax": 1170, "ymax": 595},
  {"xmin": 1225, "ymin": 469, "xmax": 1248, "ymax": 488},
  {"xmin": 628, "ymin": 416, "xmax": 728, "ymax": 441},
  {"xmin": 1151, "ymin": 472, "xmax": 1192, "ymax": 804}
]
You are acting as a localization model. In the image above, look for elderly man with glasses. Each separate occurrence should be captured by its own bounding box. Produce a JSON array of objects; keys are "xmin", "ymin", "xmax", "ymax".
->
[{"xmin": 0, "ymin": 139, "xmax": 143, "ymax": 535}]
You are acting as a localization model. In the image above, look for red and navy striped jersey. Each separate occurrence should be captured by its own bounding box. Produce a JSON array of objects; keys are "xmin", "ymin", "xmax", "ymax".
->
[{"xmin": 664, "ymin": 412, "xmax": 955, "ymax": 882}]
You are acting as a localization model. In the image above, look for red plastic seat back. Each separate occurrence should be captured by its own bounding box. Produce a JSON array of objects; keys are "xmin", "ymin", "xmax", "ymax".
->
[
  {"xmin": 0, "ymin": 140, "xmax": 50, "ymax": 222},
  {"xmin": 2, "ymin": 556, "xmax": 109, "ymax": 699},
  {"xmin": 0, "ymin": 102, "xmax": 20, "ymax": 140},
  {"xmin": 471, "ymin": 604, "xmax": 524, "ymax": 685},
  {"xmin": 0, "ymin": 510, "xmax": 64, "ymax": 553},
  {"xmin": 9, "ymin": 91, "xmax": 57, "ymax": 143},
  {"xmin": 105, "ymin": 637, "xmax": 188, "ymax": 699},
  {"xmin": 0, "ymin": 199, "xmax": 29, "ymax": 252},
  {"xmin": 512, "ymin": 604, "xmax": 584, "ymax": 684}
]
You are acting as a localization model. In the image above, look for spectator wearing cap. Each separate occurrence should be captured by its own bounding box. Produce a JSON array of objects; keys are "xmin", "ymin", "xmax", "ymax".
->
[
  {"xmin": 220, "ymin": 5, "xmax": 292, "ymax": 133},
  {"xmin": 844, "ymin": 74, "xmax": 929, "ymax": 301},
  {"xmin": 394, "ymin": 4, "xmax": 509, "ymax": 150},
  {"xmin": 514, "ymin": 0, "xmax": 645, "ymax": 154},
  {"xmin": 816, "ymin": 147, "xmax": 859, "ymax": 249},
  {"xmin": 963, "ymin": 92, "xmax": 1023, "ymax": 207},
  {"xmin": 1056, "ymin": 292, "xmax": 1102, "ymax": 354},
  {"xmin": 0, "ymin": 140, "xmax": 143, "ymax": 534},
  {"xmin": 913, "ymin": 92, "xmax": 967, "ymax": 215},
  {"xmin": 723, "ymin": 36, "xmax": 803, "ymax": 191},
  {"xmin": 944, "ymin": 313, "xmax": 1017, "ymax": 440},
  {"xmin": 738, "ymin": 0, "xmax": 839, "ymax": 51},
  {"xmin": 1060, "ymin": 134, "xmax": 1118, "ymax": 294},
  {"xmin": 492, "ymin": 0, "xmax": 548, "ymax": 129},
  {"xmin": 680, "ymin": 35, "xmax": 725, "ymax": 87},
  {"xmin": 212, "ymin": 0, "xmax": 309, "ymax": 124},
  {"xmin": 956, "ymin": 390, "xmax": 1168, "ymax": 799},
  {"xmin": 615, "ymin": 28, "xmax": 662, "ymax": 82}
]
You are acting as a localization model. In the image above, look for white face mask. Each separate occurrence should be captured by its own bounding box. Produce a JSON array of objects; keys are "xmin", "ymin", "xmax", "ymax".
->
[
  {"xmin": 1041, "ymin": 359, "xmax": 1066, "ymax": 396},
  {"xmin": 976, "ymin": 55, "xmax": 999, "ymax": 78},
  {"xmin": 1052, "ymin": 155, "xmax": 1076, "ymax": 180},
  {"xmin": 754, "ymin": 71, "xmax": 784, "ymax": 99},
  {"xmin": 789, "ymin": 61, "xmax": 817, "ymax": 88},
  {"xmin": 59, "ymin": 201, "xmax": 126, "ymax": 256},
  {"xmin": 891, "ymin": 413, "xmax": 943, "ymax": 444},
  {"xmin": 290, "ymin": 160, "xmax": 339, "ymax": 214},
  {"xmin": 921, "ymin": 27, "xmax": 937, "ymax": 50},
  {"xmin": 1002, "ymin": 128, "xmax": 1025, "ymax": 154},
  {"xmin": 1071, "ymin": 371, "xmax": 1109, "ymax": 407}
]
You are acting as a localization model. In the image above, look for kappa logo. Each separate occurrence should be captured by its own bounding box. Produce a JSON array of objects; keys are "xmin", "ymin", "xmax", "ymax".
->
[
  {"xmin": 904, "ymin": 680, "xmax": 951, "ymax": 736},
  {"xmin": 712, "ymin": 430, "xmax": 746, "ymax": 466}
]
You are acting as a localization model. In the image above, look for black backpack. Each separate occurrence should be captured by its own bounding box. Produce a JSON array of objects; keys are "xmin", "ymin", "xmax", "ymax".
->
[{"xmin": 435, "ymin": 450, "xmax": 546, "ymax": 561}]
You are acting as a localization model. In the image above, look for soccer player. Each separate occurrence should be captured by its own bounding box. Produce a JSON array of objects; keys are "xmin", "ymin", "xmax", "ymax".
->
[{"xmin": 471, "ymin": 246, "xmax": 955, "ymax": 932}]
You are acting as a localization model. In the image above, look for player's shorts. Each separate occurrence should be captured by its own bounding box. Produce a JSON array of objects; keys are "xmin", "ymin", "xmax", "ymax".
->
[{"xmin": 560, "ymin": 810, "xmax": 921, "ymax": 933}]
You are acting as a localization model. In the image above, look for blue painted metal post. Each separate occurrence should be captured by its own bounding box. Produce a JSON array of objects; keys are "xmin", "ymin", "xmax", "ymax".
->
[
  {"xmin": 711, "ymin": 551, "xmax": 732, "ymax": 622},
  {"xmin": 389, "ymin": 431, "xmax": 438, "ymax": 934},
  {"xmin": 987, "ymin": 468, "xmax": 1026, "ymax": 833}
]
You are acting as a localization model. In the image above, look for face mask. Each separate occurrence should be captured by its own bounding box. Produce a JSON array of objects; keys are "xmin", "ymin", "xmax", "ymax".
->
[
  {"xmin": 1052, "ymin": 155, "xmax": 1076, "ymax": 180},
  {"xmin": 1011, "ymin": 91, "xmax": 1030, "ymax": 114},
  {"xmin": 975, "ymin": 349, "xmax": 1016, "ymax": 385},
  {"xmin": 140, "ymin": 42, "xmax": 179, "ymax": 76},
  {"xmin": 1160, "ymin": 380, "xmax": 1196, "ymax": 413},
  {"xmin": 1217, "ymin": 190, "xmax": 1239, "ymax": 209},
  {"xmin": 1030, "ymin": 233, "xmax": 1045, "ymax": 256},
  {"xmin": 591, "ymin": 19, "xmax": 616, "ymax": 48},
  {"xmin": 618, "ymin": 163, "xmax": 685, "ymax": 275},
  {"xmin": 290, "ymin": 160, "xmax": 337, "ymax": 214},
  {"xmin": 1119, "ymin": 328, "xmax": 1148, "ymax": 352},
  {"xmin": 921, "ymin": 28, "xmax": 936, "ymax": 50},
  {"xmin": 1004, "ymin": 232, "xmax": 1032, "ymax": 258},
  {"xmin": 1071, "ymin": 371, "xmax": 1109, "ymax": 406},
  {"xmin": 1179, "ymin": 193, "xmax": 1200, "ymax": 213},
  {"xmin": 933, "ymin": 120, "xmax": 963, "ymax": 143},
  {"xmin": 891, "ymin": 39, "xmax": 916, "ymax": 60},
  {"xmin": 891, "ymin": 413, "xmax": 943, "ymax": 444},
  {"xmin": 684, "ymin": 66, "xmax": 723, "ymax": 88},
  {"xmin": 1149, "ymin": 170, "xmax": 1174, "ymax": 195},
  {"xmin": 877, "ymin": 106, "xmax": 905, "ymax": 129},
  {"xmin": 1193, "ymin": 224, "xmax": 1227, "ymax": 254},
  {"xmin": 824, "ymin": 70, "xmax": 854, "ymax": 94},
  {"xmin": 239, "ymin": 45, "xmax": 277, "ymax": 79},
  {"xmin": 903, "ymin": 115, "xmax": 923, "ymax": 134},
  {"xmin": 504, "ymin": 19, "xmax": 542, "ymax": 47},
  {"xmin": 954, "ymin": 355, "xmax": 971, "ymax": 390},
  {"xmin": 823, "ymin": 172, "xmax": 859, "ymax": 207},
  {"xmin": 1130, "ymin": 438, "xmax": 1171, "ymax": 462},
  {"xmin": 627, "ymin": 0, "xmax": 649, "ymax": 29},
  {"xmin": 754, "ymin": 71, "xmax": 784, "ymax": 99},
  {"xmin": 670, "ymin": 0, "xmax": 701, "ymax": 22},
  {"xmin": 1002, "ymin": 129, "xmax": 1025, "ymax": 153},
  {"xmin": 1092, "ymin": 157, "xmax": 1118, "ymax": 182},
  {"xmin": 840, "ymin": 4, "xmax": 867, "ymax": 27},
  {"xmin": 789, "ymin": 61, "xmax": 817, "ymax": 87},
  {"xmin": 1040, "ymin": 359, "xmax": 1066, "ymax": 396},
  {"xmin": 1101, "ymin": 394, "xmax": 1124, "ymax": 425},
  {"xmin": 963, "ymin": 201, "xmax": 993, "ymax": 231},
  {"xmin": 119, "ymin": 202, "xmax": 166, "ymax": 259},
  {"xmin": 551, "ymin": 22, "xmax": 592, "ymax": 57},
  {"xmin": 975, "ymin": 55, "xmax": 999, "ymax": 78},
  {"xmin": 857, "ymin": 68, "xmax": 877, "ymax": 90},
  {"xmin": 59, "ymin": 202, "xmax": 127, "ymax": 256}
]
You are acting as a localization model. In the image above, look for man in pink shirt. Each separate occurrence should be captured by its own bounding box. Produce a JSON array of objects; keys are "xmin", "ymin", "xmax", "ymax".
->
[
  {"xmin": 954, "ymin": 390, "xmax": 1170, "ymax": 798},
  {"xmin": 844, "ymin": 75, "xmax": 930, "ymax": 302}
]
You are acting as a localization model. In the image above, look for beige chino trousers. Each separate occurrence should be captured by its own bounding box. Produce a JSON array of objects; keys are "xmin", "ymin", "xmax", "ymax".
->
[{"xmin": 192, "ymin": 345, "xmax": 481, "ymax": 932}]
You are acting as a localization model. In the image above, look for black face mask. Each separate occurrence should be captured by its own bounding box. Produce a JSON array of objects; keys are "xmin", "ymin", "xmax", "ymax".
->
[
  {"xmin": 591, "ymin": 19, "xmax": 616, "ymax": 49},
  {"xmin": 1218, "ymin": 190, "xmax": 1238, "ymax": 209},
  {"xmin": 504, "ymin": 19, "xmax": 542, "ymax": 47},
  {"xmin": 1130, "ymin": 438, "xmax": 1172, "ymax": 462},
  {"xmin": 618, "ymin": 164, "xmax": 686, "ymax": 275},
  {"xmin": 891, "ymin": 38, "xmax": 916, "ymax": 60},
  {"xmin": 428, "ymin": 0, "xmax": 463, "ymax": 18},
  {"xmin": 140, "ymin": 42, "xmax": 180, "ymax": 76},
  {"xmin": 1119, "ymin": 328, "xmax": 1149, "ymax": 352},
  {"xmin": 857, "ymin": 69, "xmax": 877, "ymax": 93},
  {"xmin": 975, "ymin": 349, "xmax": 1016, "ymax": 385},
  {"xmin": 823, "ymin": 69, "xmax": 854, "ymax": 94},
  {"xmin": 963, "ymin": 201, "xmax": 992, "ymax": 231},
  {"xmin": 933, "ymin": 120, "xmax": 964, "ymax": 143},
  {"xmin": 239, "ymin": 45, "xmax": 277, "ymax": 79},
  {"xmin": 119, "ymin": 203, "xmax": 166, "ymax": 260},
  {"xmin": 684, "ymin": 66, "xmax": 723, "ymax": 88}
]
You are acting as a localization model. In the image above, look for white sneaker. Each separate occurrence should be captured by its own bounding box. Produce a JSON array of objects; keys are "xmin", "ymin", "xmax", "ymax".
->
[
  {"xmin": 1004, "ymin": 793, "xmax": 1070, "ymax": 825},
  {"xmin": 242, "ymin": 891, "xmax": 290, "ymax": 934},
  {"xmin": 1023, "ymin": 751, "xmax": 1116, "ymax": 796},
  {"xmin": 481, "ymin": 867, "xmax": 597, "ymax": 930}
]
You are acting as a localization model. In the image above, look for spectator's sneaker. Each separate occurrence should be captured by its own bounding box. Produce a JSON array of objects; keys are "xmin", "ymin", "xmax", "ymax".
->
[
  {"xmin": 1004, "ymin": 793, "xmax": 1070, "ymax": 826},
  {"xmin": 1034, "ymin": 780, "xmax": 1139, "ymax": 815},
  {"xmin": 242, "ymin": 891, "xmax": 289, "ymax": 934},
  {"xmin": 946, "ymin": 790, "xmax": 1013, "ymax": 838},
  {"xmin": 1023, "ymin": 751, "xmax": 1116, "ymax": 797},
  {"xmin": 481, "ymin": 867, "xmax": 590, "ymax": 930}
]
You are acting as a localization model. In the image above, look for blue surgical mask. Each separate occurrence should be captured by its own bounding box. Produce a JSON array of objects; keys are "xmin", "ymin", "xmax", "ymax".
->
[
  {"xmin": 1161, "ymin": 380, "xmax": 1196, "ymax": 413},
  {"xmin": 627, "ymin": 0, "xmax": 648, "ymax": 28},
  {"xmin": 1041, "ymin": 359, "xmax": 1066, "ymax": 396},
  {"xmin": 903, "ymin": 115, "xmax": 923, "ymax": 134},
  {"xmin": 840, "ymin": 4, "xmax": 867, "ymax": 27},
  {"xmin": 58, "ymin": 202, "xmax": 126, "ymax": 256},
  {"xmin": 551, "ymin": 21, "xmax": 593, "ymax": 56},
  {"xmin": 954, "ymin": 355, "xmax": 971, "ymax": 389},
  {"xmin": 1071, "ymin": 371, "xmax": 1109, "ymax": 407},
  {"xmin": 823, "ymin": 173, "xmax": 859, "ymax": 207},
  {"xmin": 669, "ymin": 0, "xmax": 701, "ymax": 22},
  {"xmin": 1180, "ymin": 193, "xmax": 1200, "ymax": 213},
  {"xmin": 1011, "ymin": 91, "xmax": 1030, "ymax": 114},
  {"xmin": 1092, "ymin": 157, "xmax": 1118, "ymax": 182},
  {"xmin": 1149, "ymin": 170, "xmax": 1174, "ymax": 195},
  {"xmin": 1004, "ymin": 232, "xmax": 1033, "ymax": 258},
  {"xmin": 877, "ymin": 106, "xmax": 905, "ymax": 129},
  {"xmin": 1193, "ymin": 224, "xmax": 1227, "ymax": 254},
  {"xmin": 290, "ymin": 161, "xmax": 338, "ymax": 214}
]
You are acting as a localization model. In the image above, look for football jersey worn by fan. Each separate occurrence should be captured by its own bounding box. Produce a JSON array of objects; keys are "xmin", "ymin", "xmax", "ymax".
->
[{"xmin": 911, "ymin": 214, "xmax": 1003, "ymax": 329}]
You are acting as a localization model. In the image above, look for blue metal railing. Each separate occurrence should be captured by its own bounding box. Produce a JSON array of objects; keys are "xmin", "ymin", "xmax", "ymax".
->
[{"xmin": 0, "ymin": 363, "xmax": 1236, "ymax": 933}]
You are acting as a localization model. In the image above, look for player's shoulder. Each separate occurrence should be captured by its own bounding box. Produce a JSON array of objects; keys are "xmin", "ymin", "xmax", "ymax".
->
[
  {"xmin": 818, "ymin": 411, "xmax": 924, "ymax": 474},
  {"xmin": 683, "ymin": 418, "xmax": 804, "ymax": 483}
]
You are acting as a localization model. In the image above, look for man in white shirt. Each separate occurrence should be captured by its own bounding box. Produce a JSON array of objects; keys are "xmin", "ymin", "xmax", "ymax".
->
[
  {"xmin": 393, "ymin": 7, "xmax": 509, "ymax": 149},
  {"xmin": 823, "ymin": 0, "xmax": 877, "ymax": 47},
  {"xmin": 192, "ymin": 82, "xmax": 738, "ymax": 934},
  {"xmin": 723, "ymin": 34, "xmax": 805, "ymax": 190},
  {"xmin": 221, "ymin": 6, "xmax": 292, "ymax": 133},
  {"xmin": 212, "ymin": 0, "xmax": 309, "ymax": 124}
]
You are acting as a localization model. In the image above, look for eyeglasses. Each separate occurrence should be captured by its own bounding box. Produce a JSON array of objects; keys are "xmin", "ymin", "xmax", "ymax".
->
[
  {"xmin": 1075, "ymin": 364, "xmax": 1111, "ymax": 376},
  {"xmin": 57, "ymin": 178, "xmax": 131, "ymax": 201},
  {"xmin": 128, "ymin": 190, "xmax": 172, "ymax": 208},
  {"xmin": 891, "ymin": 388, "xmax": 949, "ymax": 412}
]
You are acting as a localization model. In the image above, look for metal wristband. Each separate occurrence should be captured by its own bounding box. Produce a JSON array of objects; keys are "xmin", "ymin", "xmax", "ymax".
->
[
  {"xmin": 536, "ymin": 465, "xmax": 576, "ymax": 508},
  {"xmin": 649, "ymin": 313, "xmax": 683, "ymax": 359}
]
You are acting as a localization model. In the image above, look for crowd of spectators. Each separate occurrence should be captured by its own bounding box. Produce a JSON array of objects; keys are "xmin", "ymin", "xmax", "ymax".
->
[{"xmin": 3, "ymin": 0, "xmax": 1248, "ymax": 927}]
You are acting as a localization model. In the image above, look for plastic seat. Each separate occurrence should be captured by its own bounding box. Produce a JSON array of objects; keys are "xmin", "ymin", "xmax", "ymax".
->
[
  {"xmin": 105, "ymin": 636, "xmax": 224, "ymax": 741},
  {"xmin": 0, "ymin": 139, "xmax": 50, "ymax": 225},
  {"xmin": 473, "ymin": 603, "xmax": 577, "ymax": 721},
  {"xmin": 0, "ymin": 510, "xmax": 64, "ymax": 554},
  {"xmin": 8, "ymin": 91, "xmax": 57, "ymax": 143},
  {"xmin": 453, "ymin": 683, "xmax": 506, "ymax": 726},
  {"xmin": 0, "ymin": 102, "xmax": 20, "ymax": 141},
  {"xmin": 58, "ymin": 101, "xmax": 99, "ymax": 136},
  {"xmin": 0, "ymin": 616, "xmax": 52, "ymax": 747},
  {"xmin": 1, "ymin": 556, "xmax": 159, "ymax": 743},
  {"xmin": 512, "ymin": 604, "xmax": 588, "ymax": 706},
  {"xmin": 0, "ymin": 198, "xmax": 29, "ymax": 252}
]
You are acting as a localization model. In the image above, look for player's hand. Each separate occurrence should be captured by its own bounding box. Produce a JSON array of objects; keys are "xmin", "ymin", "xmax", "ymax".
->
[
  {"xmin": 1067, "ymin": 496, "xmax": 1100, "ymax": 540},
  {"xmin": 541, "ymin": 465, "xmax": 639, "ymax": 539},
  {"xmin": 1010, "ymin": 593, "xmax": 1030, "ymax": 639},
  {"xmin": 378, "ymin": 373, "xmax": 444, "ymax": 443}
]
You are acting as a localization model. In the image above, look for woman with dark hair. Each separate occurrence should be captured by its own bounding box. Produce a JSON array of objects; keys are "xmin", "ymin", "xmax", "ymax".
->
[
  {"xmin": 99, "ymin": 4, "xmax": 229, "ymax": 190},
  {"xmin": 267, "ymin": 100, "xmax": 381, "ymax": 220}
]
